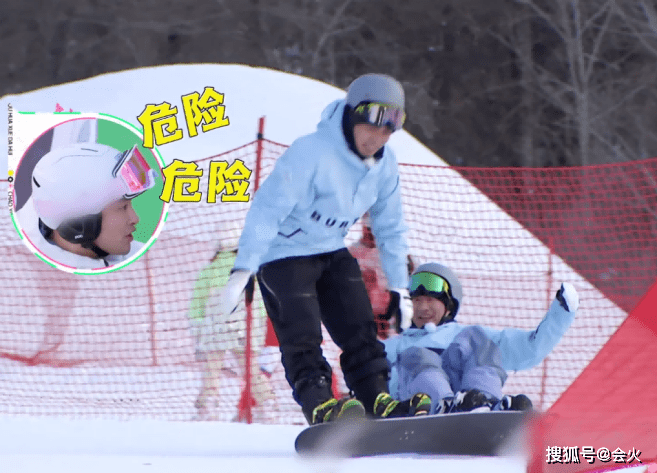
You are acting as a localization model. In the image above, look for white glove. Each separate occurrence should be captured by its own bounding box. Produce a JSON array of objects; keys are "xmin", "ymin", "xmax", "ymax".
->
[
  {"xmin": 390, "ymin": 288, "xmax": 414, "ymax": 331},
  {"xmin": 220, "ymin": 269, "xmax": 253, "ymax": 316},
  {"xmin": 556, "ymin": 282, "xmax": 579, "ymax": 312},
  {"xmin": 258, "ymin": 345, "xmax": 280, "ymax": 376}
]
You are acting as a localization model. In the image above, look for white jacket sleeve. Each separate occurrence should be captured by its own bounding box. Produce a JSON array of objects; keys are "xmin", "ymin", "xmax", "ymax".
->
[{"xmin": 368, "ymin": 156, "xmax": 409, "ymax": 290}]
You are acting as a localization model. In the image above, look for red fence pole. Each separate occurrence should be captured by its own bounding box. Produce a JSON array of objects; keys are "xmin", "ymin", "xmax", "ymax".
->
[
  {"xmin": 240, "ymin": 117, "xmax": 266, "ymax": 424},
  {"xmin": 145, "ymin": 250, "xmax": 158, "ymax": 367}
]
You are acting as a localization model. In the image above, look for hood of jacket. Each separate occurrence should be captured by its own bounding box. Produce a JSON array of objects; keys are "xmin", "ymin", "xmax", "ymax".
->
[{"xmin": 315, "ymin": 99, "xmax": 387, "ymax": 172}]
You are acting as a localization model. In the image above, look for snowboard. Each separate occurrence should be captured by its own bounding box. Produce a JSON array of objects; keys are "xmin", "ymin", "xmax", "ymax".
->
[{"xmin": 295, "ymin": 410, "xmax": 531, "ymax": 457}]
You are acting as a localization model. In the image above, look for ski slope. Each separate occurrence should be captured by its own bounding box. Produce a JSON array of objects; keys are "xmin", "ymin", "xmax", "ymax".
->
[
  {"xmin": 0, "ymin": 415, "xmax": 530, "ymax": 473},
  {"xmin": 2, "ymin": 416, "xmax": 653, "ymax": 473}
]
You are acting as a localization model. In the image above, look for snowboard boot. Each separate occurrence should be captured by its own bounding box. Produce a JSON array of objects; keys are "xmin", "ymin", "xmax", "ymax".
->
[
  {"xmin": 296, "ymin": 375, "xmax": 367, "ymax": 425},
  {"xmin": 349, "ymin": 372, "xmax": 390, "ymax": 415},
  {"xmin": 497, "ymin": 394, "xmax": 533, "ymax": 411},
  {"xmin": 373, "ymin": 392, "xmax": 432, "ymax": 418},
  {"xmin": 435, "ymin": 396, "xmax": 454, "ymax": 415},
  {"xmin": 450, "ymin": 389, "xmax": 499, "ymax": 413},
  {"xmin": 311, "ymin": 397, "xmax": 367, "ymax": 425}
]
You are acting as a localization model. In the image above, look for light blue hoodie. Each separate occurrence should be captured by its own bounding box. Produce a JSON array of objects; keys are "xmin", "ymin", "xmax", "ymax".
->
[
  {"xmin": 383, "ymin": 298, "xmax": 576, "ymax": 399},
  {"xmin": 233, "ymin": 99, "xmax": 409, "ymax": 289}
]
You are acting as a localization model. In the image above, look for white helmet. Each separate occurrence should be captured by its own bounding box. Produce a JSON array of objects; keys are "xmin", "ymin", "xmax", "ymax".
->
[{"xmin": 32, "ymin": 143, "xmax": 155, "ymax": 246}]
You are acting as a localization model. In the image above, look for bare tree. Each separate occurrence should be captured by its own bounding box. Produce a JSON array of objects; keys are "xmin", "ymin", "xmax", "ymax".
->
[
  {"xmin": 4, "ymin": 0, "xmax": 657, "ymax": 170},
  {"xmin": 489, "ymin": 0, "xmax": 657, "ymax": 166}
]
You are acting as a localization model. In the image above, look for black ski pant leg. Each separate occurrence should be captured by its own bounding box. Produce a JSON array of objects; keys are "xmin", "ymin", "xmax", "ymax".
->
[
  {"xmin": 317, "ymin": 249, "xmax": 390, "ymax": 413},
  {"xmin": 257, "ymin": 256, "xmax": 333, "ymax": 405}
]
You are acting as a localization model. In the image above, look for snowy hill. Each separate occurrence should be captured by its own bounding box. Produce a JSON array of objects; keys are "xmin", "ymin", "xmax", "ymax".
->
[{"xmin": 0, "ymin": 64, "xmax": 445, "ymax": 175}]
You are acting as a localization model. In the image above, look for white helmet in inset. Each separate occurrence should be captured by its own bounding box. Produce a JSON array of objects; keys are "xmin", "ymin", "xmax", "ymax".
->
[{"xmin": 32, "ymin": 143, "xmax": 155, "ymax": 247}]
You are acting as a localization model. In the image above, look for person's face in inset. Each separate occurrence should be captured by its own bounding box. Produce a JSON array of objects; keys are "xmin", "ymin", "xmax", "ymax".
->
[
  {"xmin": 353, "ymin": 123, "xmax": 393, "ymax": 158},
  {"xmin": 94, "ymin": 198, "xmax": 139, "ymax": 255},
  {"xmin": 411, "ymin": 295, "xmax": 450, "ymax": 329}
]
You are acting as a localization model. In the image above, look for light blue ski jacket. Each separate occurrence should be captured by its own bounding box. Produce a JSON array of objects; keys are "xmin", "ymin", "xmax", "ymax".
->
[
  {"xmin": 233, "ymin": 99, "xmax": 409, "ymax": 289},
  {"xmin": 383, "ymin": 298, "xmax": 576, "ymax": 399}
]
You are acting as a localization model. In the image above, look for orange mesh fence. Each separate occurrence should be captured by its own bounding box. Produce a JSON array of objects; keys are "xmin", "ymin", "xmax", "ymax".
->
[{"xmin": 1, "ymin": 136, "xmax": 655, "ymax": 431}]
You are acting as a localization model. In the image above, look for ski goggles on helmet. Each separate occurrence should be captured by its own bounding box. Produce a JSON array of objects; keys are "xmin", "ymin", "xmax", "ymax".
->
[
  {"xmin": 409, "ymin": 272, "xmax": 450, "ymax": 299},
  {"xmin": 113, "ymin": 145, "xmax": 156, "ymax": 197},
  {"xmin": 353, "ymin": 102, "xmax": 406, "ymax": 132}
]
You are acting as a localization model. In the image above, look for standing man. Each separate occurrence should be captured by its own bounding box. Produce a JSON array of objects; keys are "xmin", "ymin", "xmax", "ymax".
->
[{"xmin": 221, "ymin": 74, "xmax": 429, "ymax": 425}]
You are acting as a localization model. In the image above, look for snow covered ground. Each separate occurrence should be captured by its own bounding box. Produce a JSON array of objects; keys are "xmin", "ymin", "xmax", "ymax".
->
[
  {"xmin": 2, "ymin": 415, "xmax": 655, "ymax": 473},
  {"xmin": 0, "ymin": 415, "xmax": 531, "ymax": 473}
]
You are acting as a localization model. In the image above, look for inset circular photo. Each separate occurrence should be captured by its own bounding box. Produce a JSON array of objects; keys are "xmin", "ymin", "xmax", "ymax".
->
[{"xmin": 9, "ymin": 113, "xmax": 168, "ymax": 273}]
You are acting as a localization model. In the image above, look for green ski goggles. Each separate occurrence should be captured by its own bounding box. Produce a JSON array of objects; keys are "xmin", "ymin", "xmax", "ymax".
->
[{"xmin": 409, "ymin": 272, "xmax": 450, "ymax": 298}]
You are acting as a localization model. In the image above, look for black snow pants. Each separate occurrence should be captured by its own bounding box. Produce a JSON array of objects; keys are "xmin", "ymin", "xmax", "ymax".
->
[{"xmin": 257, "ymin": 248, "xmax": 390, "ymax": 417}]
